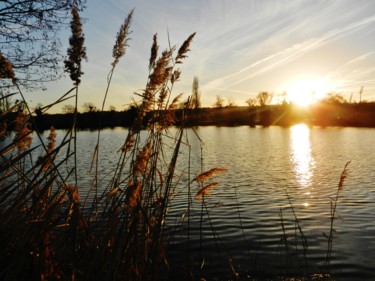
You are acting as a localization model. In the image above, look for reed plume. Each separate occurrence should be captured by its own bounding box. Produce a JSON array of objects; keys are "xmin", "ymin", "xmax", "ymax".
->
[
  {"xmin": 175, "ymin": 32, "xmax": 196, "ymax": 64},
  {"xmin": 0, "ymin": 53, "xmax": 16, "ymax": 84},
  {"xmin": 170, "ymin": 69, "xmax": 181, "ymax": 84},
  {"xmin": 112, "ymin": 9, "xmax": 134, "ymax": 67},
  {"xmin": 134, "ymin": 142, "xmax": 153, "ymax": 176},
  {"xmin": 192, "ymin": 168, "xmax": 228, "ymax": 183},
  {"xmin": 42, "ymin": 126, "xmax": 57, "ymax": 171},
  {"xmin": 147, "ymin": 50, "xmax": 173, "ymax": 93},
  {"xmin": 121, "ymin": 131, "xmax": 135, "ymax": 152},
  {"xmin": 64, "ymin": 5, "xmax": 87, "ymax": 86},
  {"xmin": 149, "ymin": 33, "xmax": 159, "ymax": 70},
  {"xmin": 127, "ymin": 181, "xmax": 142, "ymax": 208},
  {"xmin": 195, "ymin": 182, "xmax": 219, "ymax": 200},
  {"xmin": 13, "ymin": 110, "xmax": 32, "ymax": 152}
]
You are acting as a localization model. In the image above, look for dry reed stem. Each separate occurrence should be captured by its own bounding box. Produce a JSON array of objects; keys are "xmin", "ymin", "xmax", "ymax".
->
[
  {"xmin": 13, "ymin": 110, "xmax": 32, "ymax": 152},
  {"xmin": 325, "ymin": 161, "xmax": 350, "ymax": 268},
  {"xmin": 64, "ymin": 184, "xmax": 80, "ymax": 203}
]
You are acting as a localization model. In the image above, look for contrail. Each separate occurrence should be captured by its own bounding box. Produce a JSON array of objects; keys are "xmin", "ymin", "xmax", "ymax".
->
[{"xmin": 205, "ymin": 14, "xmax": 375, "ymax": 91}]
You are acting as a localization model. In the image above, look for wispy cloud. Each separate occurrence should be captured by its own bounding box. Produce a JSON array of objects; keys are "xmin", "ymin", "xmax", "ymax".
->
[{"xmin": 204, "ymin": 13, "xmax": 375, "ymax": 93}]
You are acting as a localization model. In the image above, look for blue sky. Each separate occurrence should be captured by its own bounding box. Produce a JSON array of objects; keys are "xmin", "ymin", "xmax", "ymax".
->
[{"xmin": 35, "ymin": 0, "xmax": 375, "ymax": 111}]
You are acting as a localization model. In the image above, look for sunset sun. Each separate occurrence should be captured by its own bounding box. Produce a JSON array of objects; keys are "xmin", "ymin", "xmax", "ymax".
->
[{"xmin": 285, "ymin": 76, "xmax": 332, "ymax": 106}]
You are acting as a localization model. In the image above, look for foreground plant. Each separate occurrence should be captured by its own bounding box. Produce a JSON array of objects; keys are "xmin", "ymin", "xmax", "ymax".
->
[
  {"xmin": 0, "ymin": 7, "xmax": 196, "ymax": 279},
  {"xmin": 325, "ymin": 161, "xmax": 350, "ymax": 268}
]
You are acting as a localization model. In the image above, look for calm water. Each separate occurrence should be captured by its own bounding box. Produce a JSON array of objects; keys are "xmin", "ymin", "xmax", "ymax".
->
[{"xmin": 15, "ymin": 125, "xmax": 375, "ymax": 280}]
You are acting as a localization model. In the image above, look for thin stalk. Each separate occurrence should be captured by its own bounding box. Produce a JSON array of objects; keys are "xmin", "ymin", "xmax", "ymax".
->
[{"xmin": 325, "ymin": 161, "xmax": 350, "ymax": 269}]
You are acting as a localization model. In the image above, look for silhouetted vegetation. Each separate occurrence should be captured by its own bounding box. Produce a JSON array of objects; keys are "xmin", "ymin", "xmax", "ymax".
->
[
  {"xmin": 4, "ymin": 101, "xmax": 375, "ymax": 131},
  {"xmin": 0, "ymin": 0, "xmax": 86, "ymax": 90}
]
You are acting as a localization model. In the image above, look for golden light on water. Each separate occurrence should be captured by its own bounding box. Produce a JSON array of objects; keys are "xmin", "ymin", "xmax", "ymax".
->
[{"xmin": 290, "ymin": 124, "xmax": 315, "ymax": 188}]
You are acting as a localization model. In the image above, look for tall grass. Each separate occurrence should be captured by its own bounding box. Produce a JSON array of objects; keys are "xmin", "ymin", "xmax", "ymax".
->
[{"xmin": 0, "ymin": 6, "xmax": 198, "ymax": 280}]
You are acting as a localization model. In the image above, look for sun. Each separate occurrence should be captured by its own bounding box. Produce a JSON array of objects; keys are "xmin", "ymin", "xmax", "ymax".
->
[{"xmin": 285, "ymin": 76, "xmax": 332, "ymax": 107}]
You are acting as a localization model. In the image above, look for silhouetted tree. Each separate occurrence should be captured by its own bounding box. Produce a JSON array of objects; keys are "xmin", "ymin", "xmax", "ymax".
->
[
  {"xmin": 62, "ymin": 104, "xmax": 75, "ymax": 113},
  {"xmin": 256, "ymin": 91, "xmax": 273, "ymax": 107},
  {"xmin": 191, "ymin": 76, "xmax": 201, "ymax": 109},
  {"xmin": 358, "ymin": 86, "xmax": 363, "ymax": 103},
  {"xmin": 82, "ymin": 102, "xmax": 96, "ymax": 112},
  {"xmin": 321, "ymin": 93, "xmax": 347, "ymax": 104},
  {"xmin": 0, "ymin": 0, "xmax": 86, "ymax": 89},
  {"xmin": 34, "ymin": 103, "xmax": 43, "ymax": 116},
  {"xmin": 245, "ymin": 97, "xmax": 257, "ymax": 107},
  {"xmin": 214, "ymin": 95, "xmax": 224, "ymax": 108}
]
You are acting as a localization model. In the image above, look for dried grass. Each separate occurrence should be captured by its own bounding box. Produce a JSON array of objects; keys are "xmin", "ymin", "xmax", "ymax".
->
[{"xmin": 0, "ymin": 10, "xmax": 197, "ymax": 280}]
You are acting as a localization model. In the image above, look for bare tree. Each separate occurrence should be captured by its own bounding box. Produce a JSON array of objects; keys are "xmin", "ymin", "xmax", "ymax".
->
[
  {"xmin": 214, "ymin": 95, "xmax": 224, "ymax": 108},
  {"xmin": 82, "ymin": 102, "xmax": 96, "ymax": 112},
  {"xmin": 0, "ymin": 0, "xmax": 86, "ymax": 89},
  {"xmin": 62, "ymin": 104, "xmax": 75, "ymax": 113},
  {"xmin": 191, "ymin": 76, "xmax": 201, "ymax": 109},
  {"xmin": 321, "ymin": 93, "xmax": 347, "ymax": 104},
  {"xmin": 358, "ymin": 86, "xmax": 363, "ymax": 103},
  {"xmin": 245, "ymin": 97, "xmax": 257, "ymax": 107},
  {"xmin": 256, "ymin": 91, "xmax": 273, "ymax": 107}
]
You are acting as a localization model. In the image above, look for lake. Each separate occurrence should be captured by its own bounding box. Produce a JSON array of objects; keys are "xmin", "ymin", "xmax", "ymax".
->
[{"xmin": 24, "ymin": 125, "xmax": 375, "ymax": 280}]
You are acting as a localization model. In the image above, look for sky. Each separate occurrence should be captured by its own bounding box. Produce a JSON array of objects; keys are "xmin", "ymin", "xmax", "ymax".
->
[{"xmin": 30, "ymin": 0, "xmax": 375, "ymax": 112}]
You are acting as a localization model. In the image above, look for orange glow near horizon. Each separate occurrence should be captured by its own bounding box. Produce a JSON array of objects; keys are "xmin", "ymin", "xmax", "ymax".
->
[{"xmin": 285, "ymin": 76, "xmax": 332, "ymax": 106}]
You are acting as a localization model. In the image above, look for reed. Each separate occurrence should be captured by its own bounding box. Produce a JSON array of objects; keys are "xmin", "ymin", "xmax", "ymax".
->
[
  {"xmin": 325, "ymin": 161, "xmax": 350, "ymax": 269},
  {"xmin": 0, "ymin": 7, "xmax": 198, "ymax": 280}
]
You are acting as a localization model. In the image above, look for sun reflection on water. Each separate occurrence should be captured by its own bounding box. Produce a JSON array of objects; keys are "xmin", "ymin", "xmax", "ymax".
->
[{"xmin": 290, "ymin": 124, "xmax": 315, "ymax": 189}]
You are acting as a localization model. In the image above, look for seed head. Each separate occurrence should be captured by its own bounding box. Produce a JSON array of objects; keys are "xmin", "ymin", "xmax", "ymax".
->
[
  {"xmin": 149, "ymin": 33, "xmax": 159, "ymax": 70},
  {"xmin": 0, "ymin": 53, "xmax": 16, "ymax": 84},
  {"xmin": 192, "ymin": 168, "xmax": 228, "ymax": 183},
  {"xmin": 175, "ymin": 32, "xmax": 196, "ymax": 64},
  {"xmin": 195, "ymin": 182, "xmax": 219, "ymax": 200},
  {"xmin": 64, "ymin": 6, "xmax": 87, "ymax": 86},
  {"xmin": 147, "ymin": 50, "xmax": 173, "ymax": 93},
  {"xmin": 13, "ymin": 110, "xmax": 32, "ymax": 152},
  {"xmin": 112, "ymin": 9, "xmax": 134, "ymax": 67}
]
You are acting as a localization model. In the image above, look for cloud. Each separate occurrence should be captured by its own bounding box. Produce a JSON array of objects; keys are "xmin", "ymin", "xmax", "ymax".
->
[{"xmin": 203, "ymin": 13, "xmax": 375, "ymax": 95}]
